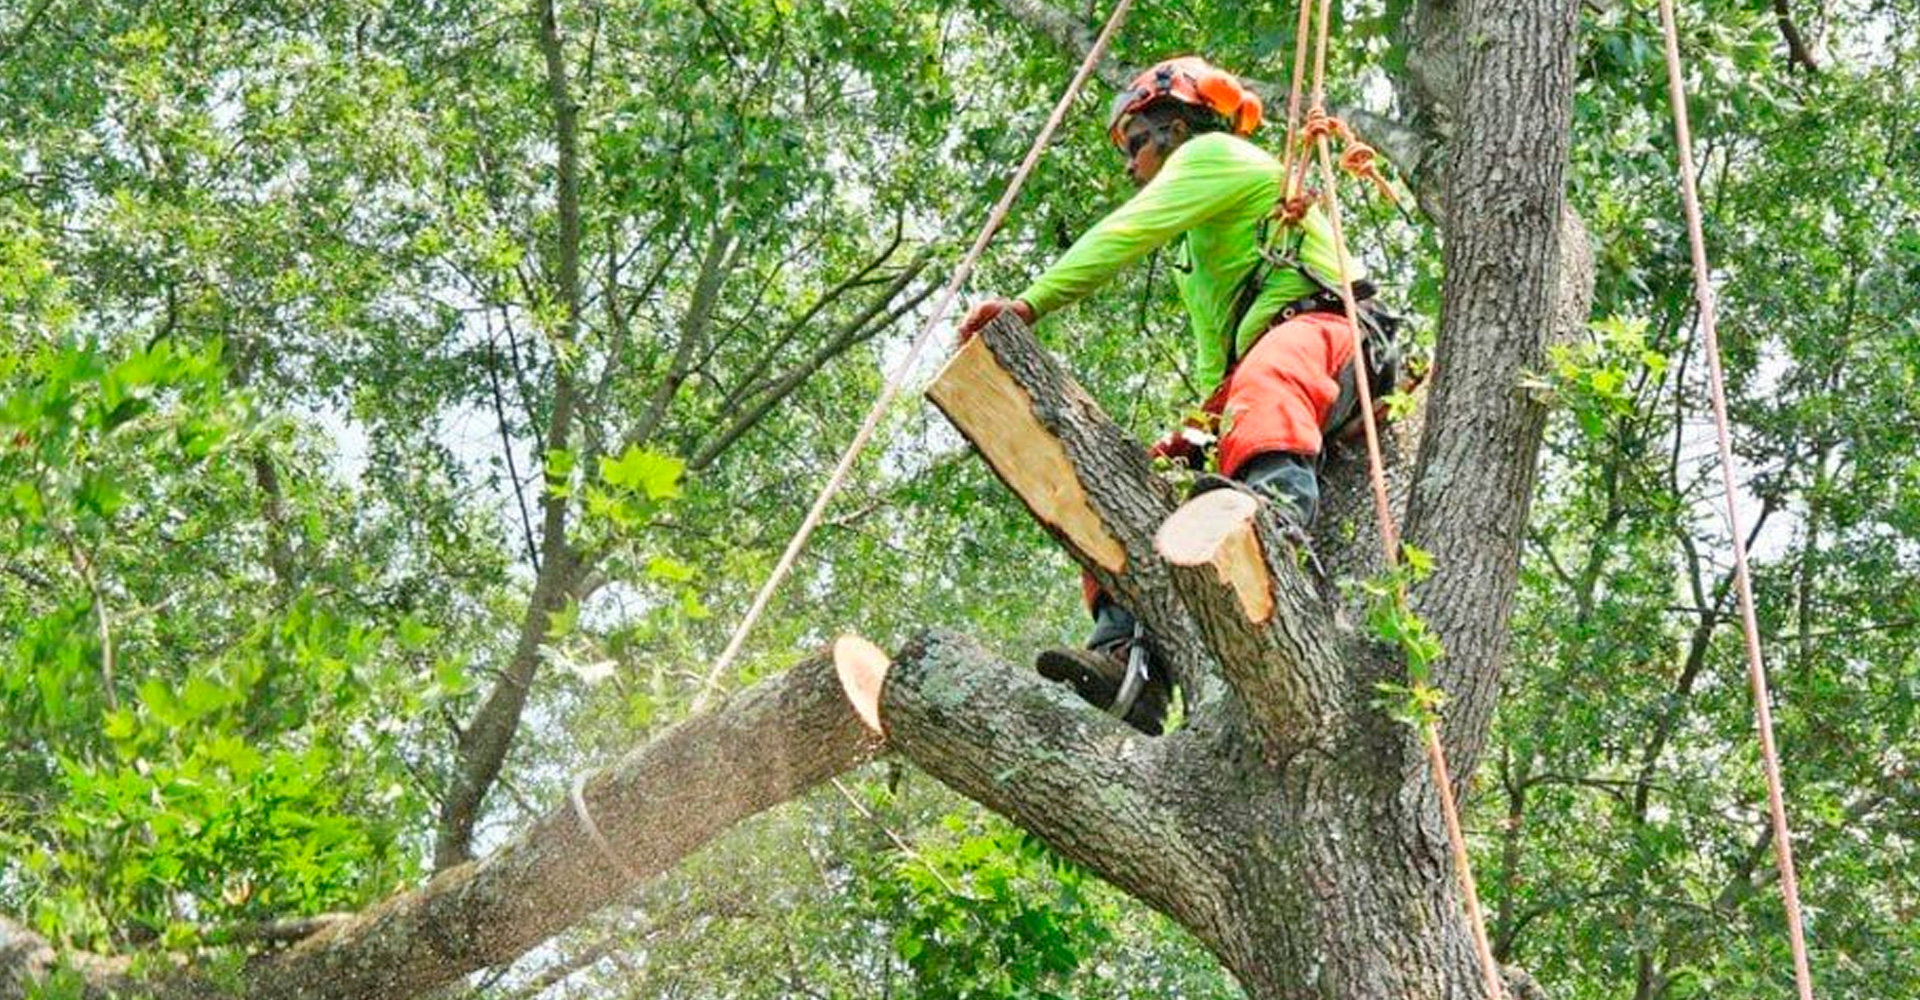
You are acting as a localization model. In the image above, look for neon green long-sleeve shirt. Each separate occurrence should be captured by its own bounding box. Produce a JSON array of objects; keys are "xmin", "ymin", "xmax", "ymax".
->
[{"xmin": 1016, "ymin": 132, "xmax": 1360, "ymax": 390}]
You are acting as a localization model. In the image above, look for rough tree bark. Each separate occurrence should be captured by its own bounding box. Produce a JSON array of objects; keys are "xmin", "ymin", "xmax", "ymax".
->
[
  {"xmin": 1, "ymin": 0, "xmax": 1591, "ymax": 996},
  {"xmin": 897, "ymin": 307, "xmax": 1509, "ymax": 998}
]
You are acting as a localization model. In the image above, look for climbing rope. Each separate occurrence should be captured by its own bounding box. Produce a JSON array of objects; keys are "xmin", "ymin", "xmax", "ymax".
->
[
  {"xmin": 1277, "ymin": 0, "xmax": 1315, "ymax": 194},
  {"xmin": 1654, "ymin": 1, "xmax": 1817, "ymax": 996},
  {"xmin": 684, "ymin": 0, "xmax": 1137, "ymax": 714},
  {"xmin": 570, "ymin": 769, "xmax": 643, "ymax": 884},
  {"xmin": 1278, "ymin": 2, "xmax": 1504, "ymax": 996}
]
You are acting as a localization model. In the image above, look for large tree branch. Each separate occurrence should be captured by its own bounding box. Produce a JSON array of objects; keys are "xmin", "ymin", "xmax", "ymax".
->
[
  {"xmin": 928, "ymin": 316, "xmax": 1357, "ymax": 752},
  {"xmin": 435, "ymin": 542, "xmax": 582, "ymax": 869},
  {"xmin": 1156, "ymin": 490, "xmax": 1351, "ymax": 753},
  {"xmin": 928, "ymin": 316, "xmax": 1214, "ymax": 706},
  {"xmin": 2, "ymin": 653, "xmax": 878, "ymax": 1000},
  {"xmin": 0, "ymin": 919, "xmax": 138, "ymax": 1000},
  {"xmin": 870, "ymin": 630, "xmax": 1239, "ymax": 937}
]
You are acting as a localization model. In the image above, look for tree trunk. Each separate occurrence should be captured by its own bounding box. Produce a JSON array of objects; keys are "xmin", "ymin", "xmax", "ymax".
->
[
  {"xmin": 435, "ymin": 0, "xmax": 588, "ymax": 869},
  {"xmin": 890, "ymin": 0, "xmax": 1587, "ymax": 990}
]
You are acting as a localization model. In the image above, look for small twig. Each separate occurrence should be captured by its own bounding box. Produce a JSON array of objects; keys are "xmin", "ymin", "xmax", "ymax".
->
[
  {"xmin": 1524, "ymin": 528, "xmax": 1580, "ymax": 594},
  {"xmin": 60, "ymin": 529, "xmax": 117, "ymax": 711},
  {"xmin": 823, "ymin": 496, "xmax": 886, "ymax": 530},
  {"xmin": 208, "ymin": 913, "xmax": 351, "ymax": 947},
  {"xmin": 486, "ymin": 331, "xmax": 542, "ymax": 571},
  {"xmin": 828, "ymin": 777, "xmax": 966, "ymax": 898},
  {"xmin": 496, "ymin": 773, "xmax": 540, "ymax": 819},
  {"xmin": 2, "ymin": 560, "xmax": 55, "ymax": 591}
]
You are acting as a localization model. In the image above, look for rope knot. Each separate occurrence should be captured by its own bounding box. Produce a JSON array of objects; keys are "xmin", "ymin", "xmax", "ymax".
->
[
  {"xmin": 1338, "ymin": 141, "xmax": 1375, "ymax": 174},
  {"xmin": 1300, "ymin": 106, "xmax": 1344, "ymax": 143},
  {"xmin": 1338, "ymin": 141, "xmax": 1399, "ymax": 204},
  {"xmin": 1274, "ymin": 192, "xmax": 1316, "ymax": 225}
]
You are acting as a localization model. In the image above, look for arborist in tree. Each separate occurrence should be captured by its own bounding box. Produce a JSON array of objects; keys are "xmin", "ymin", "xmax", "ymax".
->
[{"xmin": 958, "ymin": 56, "xmax": 1400, "ymax": 735}]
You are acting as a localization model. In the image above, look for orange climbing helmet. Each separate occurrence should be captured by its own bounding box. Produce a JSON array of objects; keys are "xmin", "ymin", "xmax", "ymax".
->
[{"xmin": 1105, "ymin": 56, "xmax": 1263, "ymax": 150}]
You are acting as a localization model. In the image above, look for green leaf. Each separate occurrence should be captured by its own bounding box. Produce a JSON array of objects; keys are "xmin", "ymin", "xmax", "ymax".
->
[
  {"xmin": 75, "ymin": 473, "xmax": 126, "ymax": 518},
  {"xmin": 598, "ymin": 445, "xmax": 683, "ymax": 501},
  {"xmin": 395, "ymin": 614, "xmax": 438, "ymax": 652},
  {"xmin": 545, "ymin": 598, "xmax": 580, "ymax": 640},
  {"xmin": 544, "ymin": 447, "xmax": 576, "ymax": 496},
  {"xmin": 645, "ymin": 555, "xmax": 696, "ymax": 583},
  {"xmin": 101, "ymin": 710, "xmax": 137, "ymax": 743},
  {"xmin": 1401, "ymin": 542, "xmax": 1435, "ymax": 581},
  {"xmin": 894, "ymin": 924, "xmax": 924, "ymax": 961},
  {"xmin": 180, "ymin": 674, "xmax": 235, "ymax": 719},
  {"xmin": 138, "ymin": 679, "xmax": 186, "ymax": 728}
]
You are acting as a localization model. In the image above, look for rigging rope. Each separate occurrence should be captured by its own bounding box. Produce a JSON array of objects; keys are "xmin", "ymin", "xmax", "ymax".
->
[
  {"xmin": 1282, "ymin": 1, "xmax": 1504, "ymax": 995},
  {"xmin": 1277, "ymin": 0, "xmax": 1315, "ymax": 195},
  {"xmin": 685, "ymin": 0, "xmax": 1137, "ymax": 714},
  {"xmin": 1654, "ymin": 1, "xmax": 1817, "ymax": 995}
]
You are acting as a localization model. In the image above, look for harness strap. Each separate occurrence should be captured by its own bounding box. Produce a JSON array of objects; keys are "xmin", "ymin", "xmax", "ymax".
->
[
  {"xmin": 1224, "ymin": 206, "xmax": 1382, "ymax": 371},
  {"xmin": 1225, "ymin": 280, "xmax": 1389, "ymax": 380}
]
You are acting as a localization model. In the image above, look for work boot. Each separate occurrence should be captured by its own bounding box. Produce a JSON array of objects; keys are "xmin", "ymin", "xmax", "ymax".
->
[
  {"xmin": 1034, "ymin": 602, "xmax": 1169, "ymax": 734},
  {"xmin": 1194, "ymin": 451, "xmax": 1320, "ymax": 528},
  {"xmin": 1036, "ymin": 643, "xmax": 1170, "ymax": 734}
]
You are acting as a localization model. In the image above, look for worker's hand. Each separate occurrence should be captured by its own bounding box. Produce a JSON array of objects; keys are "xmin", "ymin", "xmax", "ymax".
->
[{"xmin": 957, "ymin": 298, "xmax": 1036, "ymax": 342}]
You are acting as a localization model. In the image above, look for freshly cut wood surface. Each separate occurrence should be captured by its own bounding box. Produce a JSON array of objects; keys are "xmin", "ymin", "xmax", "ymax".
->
[
  {"xmin": 1156, "ymin": 490, "xmax": 1274, "ymax": 624},
  {"xmin": 927, "ymin": 336, "xmax": 1126, "ymax": 574},
  {"xmin": 833, "ymin": 633, "xmax": 891, "ymax": 734}
]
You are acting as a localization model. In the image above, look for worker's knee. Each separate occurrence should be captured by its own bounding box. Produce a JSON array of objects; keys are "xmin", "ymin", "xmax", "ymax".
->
[{"xmin": 1217, "ymin": 313, "xmax": 1355, "ymax": 469}]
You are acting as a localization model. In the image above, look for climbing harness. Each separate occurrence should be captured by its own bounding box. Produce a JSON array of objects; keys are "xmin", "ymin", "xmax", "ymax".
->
[
  {"xmin": 683, "ymin": 0, "xmax": 1137, "ymax": 713},
  {"xmin": 1268, "ymin": 0, "xmax": 1505, "ymax": 995},
  {"xmin": 1655, "ymin": 0, "xmax": 1817, "ymax": 995}
]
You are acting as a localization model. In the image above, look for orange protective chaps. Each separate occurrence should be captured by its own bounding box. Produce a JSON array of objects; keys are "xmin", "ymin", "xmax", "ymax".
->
[{"xmin": 1080, "ymin": 311, "xmax": 1356, "ymax": 610}]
